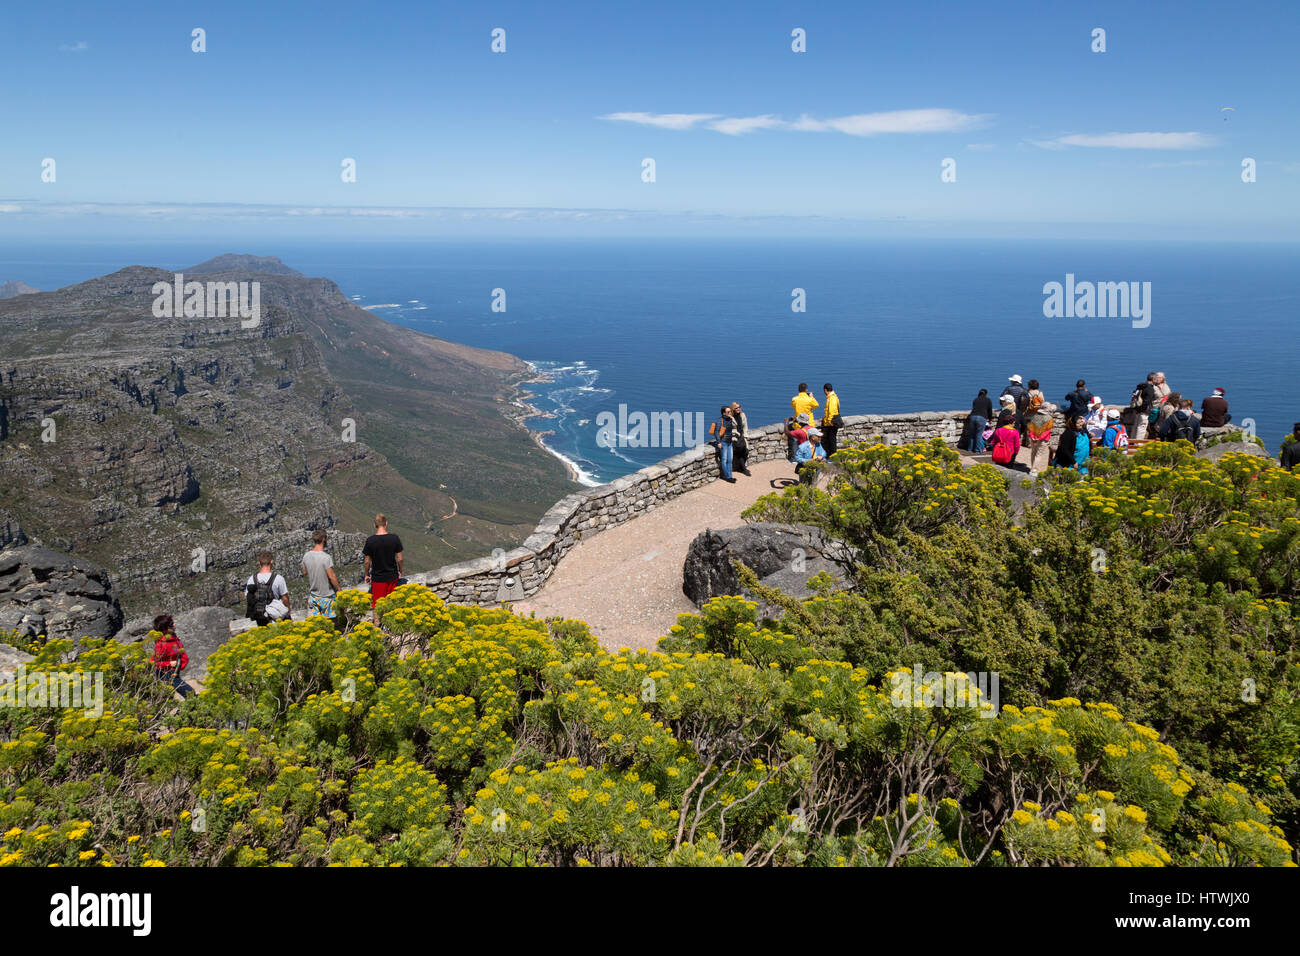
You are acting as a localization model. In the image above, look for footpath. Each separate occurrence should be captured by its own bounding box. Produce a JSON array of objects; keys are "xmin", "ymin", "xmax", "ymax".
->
[{"xmin": 515, "ymin": 457, "xmax": 796, "ymax": 650}]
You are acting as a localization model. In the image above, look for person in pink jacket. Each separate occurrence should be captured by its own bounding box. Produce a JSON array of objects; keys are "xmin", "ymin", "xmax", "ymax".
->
[{"xmin": 988, "ymin": 411, "xmax": 1021, "ymax": 467}]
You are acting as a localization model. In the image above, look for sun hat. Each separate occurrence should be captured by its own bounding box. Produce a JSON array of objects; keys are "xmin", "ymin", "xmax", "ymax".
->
[
  {"xmin": 796, "ymin": 413, "xmax": 810, "ymax": 425},
  {"xmin": 807, "ymin": 427, "xmax": 822, "ymax": 437},
  {"xmin": 1008, "ymin": 374, "xmax": 1023, "ymax": 384},
  {"xmin": 1107, "ymin": 408, "xmax": 1120, "ymax": 420},
  {"xmin": 1213, "ymin": 387, "xmax": 1225, "ymax": 396}
]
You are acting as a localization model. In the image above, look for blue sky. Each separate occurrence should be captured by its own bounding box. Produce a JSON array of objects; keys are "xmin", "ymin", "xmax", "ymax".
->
[{"xmin": 2, "ymin": 0, "xmax": 1297, "ymax": 238}]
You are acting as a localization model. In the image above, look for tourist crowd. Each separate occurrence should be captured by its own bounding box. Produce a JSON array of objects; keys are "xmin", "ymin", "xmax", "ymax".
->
[{"xmin": 954, "ymin": 371, "xmax": 1255, "ymax": 477}]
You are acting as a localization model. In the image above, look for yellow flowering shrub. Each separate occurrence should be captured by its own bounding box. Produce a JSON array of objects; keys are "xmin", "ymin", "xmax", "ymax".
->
[{"xmin": 2, "ymin": 506, "xmax": 1296, "ymax": 866}]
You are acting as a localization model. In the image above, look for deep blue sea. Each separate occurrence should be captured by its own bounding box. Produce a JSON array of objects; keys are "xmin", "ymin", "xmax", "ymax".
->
[{"xmin": 3, "ymin": 239, "xmax": 1297, "ymax": 484}]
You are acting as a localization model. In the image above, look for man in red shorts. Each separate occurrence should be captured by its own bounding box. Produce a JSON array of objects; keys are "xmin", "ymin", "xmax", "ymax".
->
[{"xmin": 363, "ymin": 513, "xmax": 404, "ymax": 619}]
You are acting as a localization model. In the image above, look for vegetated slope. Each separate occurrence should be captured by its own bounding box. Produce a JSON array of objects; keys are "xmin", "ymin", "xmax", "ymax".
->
[{"xmin": 0, "ymin": 257, "xmax": 573, "ymax": 617}]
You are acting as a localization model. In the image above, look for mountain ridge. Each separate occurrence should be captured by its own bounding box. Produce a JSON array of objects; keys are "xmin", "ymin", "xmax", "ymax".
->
[{"xmin": 0, "ymin": 255, "xmax": 573, "ymax": 617}]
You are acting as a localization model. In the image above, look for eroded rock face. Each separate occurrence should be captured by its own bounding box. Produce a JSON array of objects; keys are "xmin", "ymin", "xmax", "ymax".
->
[
  {"xmin": 0, "ymin": 545, "xmax": 124, "ymax": 641},
  {"xmin": 682, "ymin": 523, "xmax": 849, "ymax": 607}
]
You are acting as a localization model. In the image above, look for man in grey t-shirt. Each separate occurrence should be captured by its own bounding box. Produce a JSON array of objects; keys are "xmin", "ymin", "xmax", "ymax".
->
[{"xmin": 301, "ymin": 530, "xmax": 341, "ymax": 618}]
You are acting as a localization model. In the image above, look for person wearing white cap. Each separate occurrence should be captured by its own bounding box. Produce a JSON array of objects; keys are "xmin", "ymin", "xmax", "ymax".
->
[
  {"xmin": 1001, "ymin": 374, "xmax": 1026, "ymax": 410},
  {"xmin": 1101, "ymin": 408, "xmax": 1129, "ymax": 450},
  {"xmin": 1084, "ymin": 396, "xmax": 1107, "ymax": 441},
  {"xmin": 1000, "ymin": 375, "xmax": 1030, "ymax": 440}
]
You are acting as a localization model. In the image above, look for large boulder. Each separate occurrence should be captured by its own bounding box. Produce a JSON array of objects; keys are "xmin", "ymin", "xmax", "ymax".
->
[
  {"xmin": 0, "ymin": 642, "xmax": 35, "ymax": 683},
  {"xmin": 118, "ymin": 606, "xmax": 236, "ymax": 680},
  {"xmin": 1195, "ymin": 441, "xmax": 1267, "ymax": 462},
  {"xmin": 0, "ymin": 545, "xmax": 123, "ymax": 642},
  {"xmin": 683, "ymin": 523, "xmax": 849, "ymax": 607}
]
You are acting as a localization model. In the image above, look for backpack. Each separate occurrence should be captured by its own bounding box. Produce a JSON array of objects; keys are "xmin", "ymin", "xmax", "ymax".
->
[
  {"xmin": 1170, "ymin": 413, "xmax": 1198, "ymax": 443},
  {"xmin": 246, "ymin": 572, "xmax": 276, "ymax": 620},
  {"xmin": 1130, "ymin": 382, "xmax": 1152, "ymax": 409},
  {"xmin": 1106, "ymin": 424, "xmax": 1129, "ymax": 450},
  {"xmin": 991, "ymin": 431, "xmax": 1016, "ymax": 465}
]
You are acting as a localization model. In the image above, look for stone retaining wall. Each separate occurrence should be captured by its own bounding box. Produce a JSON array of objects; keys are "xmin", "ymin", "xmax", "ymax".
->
[
  {"xmin": 409, "ymin": 410, "xmax": 1247, "ymax": 606},
  {"xmin": 408, "ymin": 412, "xmax": 968, "ymax": 605}
]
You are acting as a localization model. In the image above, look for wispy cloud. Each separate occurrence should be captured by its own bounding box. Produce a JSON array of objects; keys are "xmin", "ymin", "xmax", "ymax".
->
[
  {"xmin": 58, "ymin": 40, "xmax": 89, "ymax": 53},
  {"xmin": 1033, "ymin": 132, "xmax": 1217, "ymax": 150},
  {"xmin": 1145, "ymin": 159, "xmax": 1216, "ymax": 168},
  {"xmin": 708, "ymin": 115, "xmax": 783, "ymax": 135},
  {"xmin": 790, "ymin": 109, "xmax": 990, "ymax": 136},
  {"xmin": 966, "ymin": 143, "xmax": 996, "ymax": 151},
  {"xmin": 600, "ymin": 108, "xmax": 990, "ymax": 136},
  {"xmin": 599, "ymin": 112, "xmax": 720, "ymax": 131}
]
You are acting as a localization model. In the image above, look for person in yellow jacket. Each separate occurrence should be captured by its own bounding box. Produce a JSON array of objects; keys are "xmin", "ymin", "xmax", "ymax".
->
[
  {"xmin": 791, "ymin": 383, "xmax": 819, "ymax": 426},
  {"xmin": 820, "ymin": 383, "xmax": 842, "ymax": 457},
  {"xmin": 787, "ymin": 384, "xmax": 820, "ymax": 462}
]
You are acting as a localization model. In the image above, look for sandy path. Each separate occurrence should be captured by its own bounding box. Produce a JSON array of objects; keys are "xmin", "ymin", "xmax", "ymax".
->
[{"xmin": 514, "ymin": 457, "xmax": 798, "ymax": 651}]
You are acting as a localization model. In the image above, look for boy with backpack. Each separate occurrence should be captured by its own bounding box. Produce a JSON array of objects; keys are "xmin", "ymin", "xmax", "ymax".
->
[
  {"xmin": 246, "ymin": 551, "xmax": 291, "ymax": 626},
  {"xmin": 1159, "ymin": 399, "xmax": 1202, "ymax": 444},
  {"xmin": 1102, "ymin": 409, "xmax": 1129, "ymax": 451}
]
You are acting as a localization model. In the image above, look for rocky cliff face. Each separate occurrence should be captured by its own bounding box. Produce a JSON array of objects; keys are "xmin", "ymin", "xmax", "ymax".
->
[
  {"xmin": 0, "ymin": 545, "xmax": 123, "ymax": 641},
  {"xmin": 0, "ymin": 257, "xmax": 572, "ymax": 618}
]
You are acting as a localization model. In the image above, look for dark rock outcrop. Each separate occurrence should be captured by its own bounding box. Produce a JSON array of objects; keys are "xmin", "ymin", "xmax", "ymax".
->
[
  {"xmin": 683, "ymin": 523, "xmax": 849, "ymax": 607},
  {"xmin": 0, "ymin": 510, "xmax": 26, "ymax": 550},
  {"xmin": 0, "ymin": 545, "xmax": 124, "ymax": 641}
]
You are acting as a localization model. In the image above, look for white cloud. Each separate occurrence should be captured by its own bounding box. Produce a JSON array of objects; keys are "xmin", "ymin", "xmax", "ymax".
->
[
  {"xmin": 598, "ymin": 112, "xmax": 720, "ymax": 130},
  {"xmin": 1035, "ymin": 132, "xmax": 1217, "ymax": 150},
  {"xmin": 708, "ymin": 115, "xmax": 784, "ymax": 135},
  {"xmin": 966, "ymin": 143, "xmax": 996, "ymax": 151},
  {"xmin": 1145, "ymin": 159, "xmax": 1215, "ymax": 168},
  {"xmin": 59, "ymin": 40, "xmax": 88, "ymax": 53},
  {"xmin": 790, "ymin": 108, "xmax": 990, "ymax": 136},
  {"xmin": 600, "ymin": 108, "xmax": 989, "ymax": 136}
]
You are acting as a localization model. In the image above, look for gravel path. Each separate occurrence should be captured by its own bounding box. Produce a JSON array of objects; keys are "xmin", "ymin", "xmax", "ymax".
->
[
  {"xmin": 515, "ymin": 457, "xmax": 799, "ymax": 651},
  {"xmin": 514, "ymin": 442, "xmax": 1040, "ymax": 651}
]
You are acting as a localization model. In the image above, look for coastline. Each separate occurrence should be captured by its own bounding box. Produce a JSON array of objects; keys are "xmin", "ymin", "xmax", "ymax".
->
[{"xmin": 511, "ymin": 361, "xmax": 602, "ymax": 488}]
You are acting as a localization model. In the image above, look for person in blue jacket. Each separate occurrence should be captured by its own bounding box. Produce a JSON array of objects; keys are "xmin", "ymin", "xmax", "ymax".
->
[{"xmin": 1073, "ymin": 417, "xmax": 1092, "ymax": 476}]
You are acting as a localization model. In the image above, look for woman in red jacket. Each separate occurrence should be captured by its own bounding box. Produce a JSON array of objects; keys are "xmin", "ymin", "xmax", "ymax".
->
[{"xmin": 150, "ymin": 614, "xmax": 195, "ymax": 698}]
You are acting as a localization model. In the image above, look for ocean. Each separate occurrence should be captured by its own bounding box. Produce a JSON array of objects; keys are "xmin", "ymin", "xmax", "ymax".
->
[{"xmin": 3, "ymin": 238, "xmax": 1297, "ymax": 484}]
